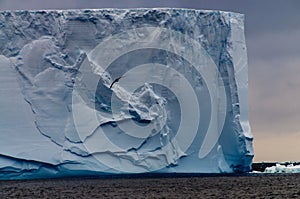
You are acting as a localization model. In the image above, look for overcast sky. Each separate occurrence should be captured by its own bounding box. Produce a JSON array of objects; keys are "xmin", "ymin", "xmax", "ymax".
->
[{"xmin": 1, "ymin": 0, "xmax": 299, "ymax": 162}]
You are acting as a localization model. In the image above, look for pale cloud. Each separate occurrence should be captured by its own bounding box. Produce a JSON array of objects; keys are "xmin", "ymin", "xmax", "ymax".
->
[
  {"xmin": 250, "ymin": 57, "xmax": 300, "ymax": 132},
  {"xmin": 248, "ymin": 28, "xmax": 300, "ymax": 136},
  {"xmin": 254, "ymin": 131, "xmax": 300, "ymax": 162},
  {"xmin": 247, "ymin": 28, "xmax": 300, "ymax": 60}
]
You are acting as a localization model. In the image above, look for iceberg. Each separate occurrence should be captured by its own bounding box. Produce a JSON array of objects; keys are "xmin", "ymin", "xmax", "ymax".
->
[
  {"xmin": 264, "ymin": 164, "xmax": 300, "ymax": 173},
  {"xmin": 0, "ymin": 8, "xmax": 253, "ymax": 179}
]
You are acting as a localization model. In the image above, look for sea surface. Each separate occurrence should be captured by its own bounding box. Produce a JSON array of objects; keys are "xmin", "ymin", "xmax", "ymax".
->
[{"xmin": 1, "ymin": 173, "xmax": 300, "ymax": 198}]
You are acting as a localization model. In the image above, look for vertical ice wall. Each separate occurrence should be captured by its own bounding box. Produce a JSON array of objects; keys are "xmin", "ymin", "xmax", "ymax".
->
[{"xmin": 0, "ymin": 9, "xmax": 253, "ymax": 179}]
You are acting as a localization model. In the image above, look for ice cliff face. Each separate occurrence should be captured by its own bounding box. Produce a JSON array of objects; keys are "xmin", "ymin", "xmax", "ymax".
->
[{"xmin": 0, "ymin": 8, "xmax": 253, "ymax": 179}]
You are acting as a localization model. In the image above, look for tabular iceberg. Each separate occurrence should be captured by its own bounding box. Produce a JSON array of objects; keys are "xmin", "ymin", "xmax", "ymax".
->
[{"xmin": 0, "ymin": 8, "xmax": 253, "ymax": 179}]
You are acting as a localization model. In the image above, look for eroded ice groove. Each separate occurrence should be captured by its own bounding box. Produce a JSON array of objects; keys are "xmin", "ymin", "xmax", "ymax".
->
[{"xmin": 0, "ymin": 8, "xmax": 253, "ymax": 179}]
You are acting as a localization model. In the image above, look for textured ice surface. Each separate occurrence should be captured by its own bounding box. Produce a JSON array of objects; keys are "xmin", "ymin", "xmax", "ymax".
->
[
  {"xmin": 0, "ymin": 8, "xmax": 253, "ymax": 179},
  {"xmin": 264, "ymin": 164, "xmax": 300, "ymax": 173}
]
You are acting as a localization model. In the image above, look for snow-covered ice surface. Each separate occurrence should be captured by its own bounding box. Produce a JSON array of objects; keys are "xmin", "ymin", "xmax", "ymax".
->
[{"xmin": 0, "ymin": 8, "xmax": 253, "ymax": 179}]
